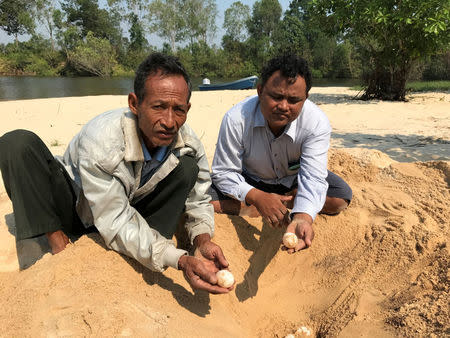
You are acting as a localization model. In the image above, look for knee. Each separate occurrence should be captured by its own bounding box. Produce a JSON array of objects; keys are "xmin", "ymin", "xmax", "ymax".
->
[
  {"xmin": 321, "ymin": 197, "xmax": 349, "ymax": 215},
  {"xmin": 0, "ymin": 130, "xmax": 42, "ymax": 157}
]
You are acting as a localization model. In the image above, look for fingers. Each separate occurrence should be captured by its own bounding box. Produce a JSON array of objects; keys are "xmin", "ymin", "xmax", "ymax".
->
[
  {"xmin": 191, "ymin": 277, "xmax": 233, "ymax": 294},
  {"xmin": 266, "ymin": 208, "xmax": 290, "ymax": 228},
  {"xmin": 183, "ymin": 258, "xmax": 232, "ymax": 294},
  {"xmin": 214, "ymin": 248, "xmax": 229, "ymax": 269}
]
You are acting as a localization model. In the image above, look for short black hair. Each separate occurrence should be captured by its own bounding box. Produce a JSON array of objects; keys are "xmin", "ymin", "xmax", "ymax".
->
[
  {"xmin": 260, "ymin": 54, "xmax": 312, "ymax": 94},
  {"xmin": 134, "ymin": 52, "xmax": 192, "ymax": 103}
]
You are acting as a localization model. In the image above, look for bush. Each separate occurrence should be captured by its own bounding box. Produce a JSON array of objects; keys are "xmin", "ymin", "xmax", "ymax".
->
[
  {"xmin": 24, "ymin": 56, "xmax": 58, "ymax": 76},
  {"xmin": 68, "ymin": 32, "xmax": 118, "ymax": 77}
]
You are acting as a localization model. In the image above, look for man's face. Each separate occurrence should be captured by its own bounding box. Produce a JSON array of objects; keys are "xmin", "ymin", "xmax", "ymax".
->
[
  {"xmin": 257, "ymin": 70, "xmax": 308, "ymax": 137},
  {"xmin": 128, "ymin": 72, "xmax": 190, "ymax": 151}
]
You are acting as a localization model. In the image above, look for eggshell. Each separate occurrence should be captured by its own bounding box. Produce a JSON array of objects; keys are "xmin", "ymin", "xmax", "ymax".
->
[
  {"xmin": 282, "ymin": 232, "xmax": 298, "ymax": 249},
  {"xmin": 216, "ymin": 269, "xmax": 234, "ymax": 288}
]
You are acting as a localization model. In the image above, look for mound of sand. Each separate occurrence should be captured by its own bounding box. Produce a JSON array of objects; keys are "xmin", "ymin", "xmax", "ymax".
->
[
  {"xmin": 0, "ymin": 89, "xmax": 449, "ymax": 337},
  {"xmin": 0, "ymin": 149, "xmax": 448, "ymax": 337}
]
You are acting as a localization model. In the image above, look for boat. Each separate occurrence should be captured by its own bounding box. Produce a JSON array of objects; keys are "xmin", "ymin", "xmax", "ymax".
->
[{"xmin": 198, "ymin": 75, "xmax": 258, "ymax": 91}]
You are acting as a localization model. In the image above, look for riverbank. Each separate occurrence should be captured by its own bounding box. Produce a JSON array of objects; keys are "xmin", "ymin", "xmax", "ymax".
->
[{"xmin": 0, "ymin": 88, "xmax": 449, "ymax": 337}]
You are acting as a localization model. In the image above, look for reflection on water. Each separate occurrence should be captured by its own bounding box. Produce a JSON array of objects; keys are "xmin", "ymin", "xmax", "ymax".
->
[
  {"xmin": 0, "ymin": 76, "xmax": 134, "ymax": 101},
  {"xmin": 0, "ymin": 76, "xmax": 360, "ymax": 101}
]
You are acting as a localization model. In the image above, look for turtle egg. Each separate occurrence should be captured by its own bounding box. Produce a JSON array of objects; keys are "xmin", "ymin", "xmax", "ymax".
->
[
  {"xmin": 296, "ymin": 326, "xmax": 312, "ymax": 336},
  {"xmin": 282, "ymin": 232, "xmax": 298, "ymax": 249},
  {"xmin": 216, "ymin": 270, "xmax": 235, "ymax": 288}
]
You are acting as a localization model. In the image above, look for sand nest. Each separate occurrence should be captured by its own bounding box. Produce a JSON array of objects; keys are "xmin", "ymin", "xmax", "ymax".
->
[{"xmin": 0, "ymin": 89, "xmax": 449, "ymax": 337}]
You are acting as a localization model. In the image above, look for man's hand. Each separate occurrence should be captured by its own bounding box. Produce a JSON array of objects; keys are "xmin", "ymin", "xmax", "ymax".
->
[
  {"xmin": 245, "ymin": 188, "xmax": 293, "ymax": 227},
  {"xmin": 284, "ymin": 213, "xmax": 314, "ymax": 253},
  {"xmin": 193, "ymin": 233, "xmax": 229, "ymax": 271},
  {"xmin": 177, "ymin": 255, "xmax": 231, "ymax": 294},
  {"xmin": 177, "ymin": 233, "xmax": 232, "ymax": 294}
]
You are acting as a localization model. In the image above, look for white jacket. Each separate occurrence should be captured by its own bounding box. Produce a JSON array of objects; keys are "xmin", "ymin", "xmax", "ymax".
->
[{"xmin": 58, "ymin": 108, "xmax": 214, "ymax": 272}]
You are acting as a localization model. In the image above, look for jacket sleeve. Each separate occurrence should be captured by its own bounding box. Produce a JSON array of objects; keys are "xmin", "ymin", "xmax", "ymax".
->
[
  {"xmin": 77, "ymin": 154, "xmax": 187, "ymax": 272},
  {"xmin": 182, "ymin": 129, "xmax": 215, "ymax": 243}
]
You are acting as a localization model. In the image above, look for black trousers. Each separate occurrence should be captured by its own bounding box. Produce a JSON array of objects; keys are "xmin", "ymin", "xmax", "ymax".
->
[
  {"xmin": 0, "ymin": 130, "xmax": 198, "ymax": 241},
  {"xmin": 209, "ymin": 170, "xmax": 353, "ymax": 203}
]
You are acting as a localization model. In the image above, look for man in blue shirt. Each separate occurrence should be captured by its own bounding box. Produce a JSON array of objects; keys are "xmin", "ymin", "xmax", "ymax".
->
[{"xmin": 210, "ymin": 54, "xmax": 352, "ymax": 253}]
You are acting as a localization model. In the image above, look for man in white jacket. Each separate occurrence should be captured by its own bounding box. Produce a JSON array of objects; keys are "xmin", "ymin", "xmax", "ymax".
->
[{"xmin": 0, "ymin": 53, "xmax": 231, "ymax": 294}]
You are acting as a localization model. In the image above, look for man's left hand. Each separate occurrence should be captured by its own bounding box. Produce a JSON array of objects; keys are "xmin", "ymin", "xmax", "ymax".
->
[
  {"xmin": 193, "ymin": 233, "xmax": 229, "ymax": 273},
  {"xmin": 284, "ymin": 213, "xmax": 314, "ymax": 253}
]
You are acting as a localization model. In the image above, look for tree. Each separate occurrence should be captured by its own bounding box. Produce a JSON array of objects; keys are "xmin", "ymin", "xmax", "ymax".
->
[
  {"xmin": 271, "ymin": 13, "xmax": 309, "ymax": 60},
  {"xmin": 107, "ymin": 0, "xmax": 149, "ymax": 50},
  {"xmin": 246, "ymin": 0, "xmax": 282, "ymax": 70},
  {"xmin": 35, "ymin": 0, "xmax": 58, "ymax": 50},
  {"xmin": 61, "ymin": 0, "xmax": 122, "ymax": 44},
  {"xmin": 67, "ymin": 31, "xmax": 117, "ymax": 76},
  {"xmin": 181, "ymin": 0, "xmax": 218, "ymax": 45},
  {"xmin": 247, "ymin": 0, "xmax": 282, "ymax": 40},
  {"xmin": 148, "ymin": 0, "xmax": 184, "ymax": 52},
  {"xmin": 223, "ymin": 1, "xmax": 250, "ymax": 42},
  {"xmin": 311, "ymin": 0, "xmax": 450, "ymax": 100},
  {"xmin": 0, "ymin": 0, "xmax": 35, "ymax": 44}
]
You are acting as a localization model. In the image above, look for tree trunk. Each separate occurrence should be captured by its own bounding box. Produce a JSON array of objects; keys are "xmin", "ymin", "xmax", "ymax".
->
[{"xmin": 362, "ymin": 62, "xmax": 408, "ymax": 101}]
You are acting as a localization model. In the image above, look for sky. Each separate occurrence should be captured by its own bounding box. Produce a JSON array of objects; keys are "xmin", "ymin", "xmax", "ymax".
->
[{"xmin": 0, "ymin": 0, "xmax": 291, "ymax": 46}]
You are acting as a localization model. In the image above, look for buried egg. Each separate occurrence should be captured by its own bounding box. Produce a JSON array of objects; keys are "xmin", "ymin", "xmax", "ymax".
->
[
  {"xmin": 216, "ymin": 270, "xmax": 235, "ymax": 288},
  {"xmin": 296, "ymin": 326, "xmax": 312, "ymax": 336},
  {"xmin": 282, "ymin": 232, "xmax": 299, "ymax": 249}
]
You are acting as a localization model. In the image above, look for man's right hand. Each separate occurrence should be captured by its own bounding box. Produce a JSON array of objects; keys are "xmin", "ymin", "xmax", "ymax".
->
[
  {"xmin": 245, "ymin": 188, "xmax": 293, "ymax": 227},
  {"xmin": 177, "ymin": 255, "xmax": 232, "ymax": 294}
]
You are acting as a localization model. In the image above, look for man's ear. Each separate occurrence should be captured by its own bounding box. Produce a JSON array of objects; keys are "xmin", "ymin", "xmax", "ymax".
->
[
  {"xmin": 257, "ymin": 84, "xmax": 262, "ymax": 97},
  {"xmin": 186, "ymin": 102, "xmax": 191, "ymax": 113},
  {"xmin": 128, "ymin": 93, "xmax": 139, "ymax": 116}
]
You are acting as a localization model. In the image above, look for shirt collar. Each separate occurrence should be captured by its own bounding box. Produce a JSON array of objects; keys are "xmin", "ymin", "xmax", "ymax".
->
[{"xmin": 141, "ymin": 141, "xmax": 167, "ymax": 163}]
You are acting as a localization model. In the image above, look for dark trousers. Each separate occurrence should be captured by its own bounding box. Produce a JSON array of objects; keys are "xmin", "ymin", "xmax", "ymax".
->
[
  {"xmin": 209, "ymin": 171, "xmax": 353, "ymax": 203},
  {"xmin": 0, "ymin": 130, "xmax": 198, "ymax": 241}
]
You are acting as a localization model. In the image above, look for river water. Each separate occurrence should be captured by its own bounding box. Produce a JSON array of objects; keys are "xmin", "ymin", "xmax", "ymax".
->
[{"xmin": 0, "ymin": 76, "xmax": 359, "ymax": 101}]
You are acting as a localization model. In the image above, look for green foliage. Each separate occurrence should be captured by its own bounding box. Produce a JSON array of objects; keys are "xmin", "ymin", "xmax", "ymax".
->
[
  {"xmin": 149, "ymin": 0, "xmax": 218, "ymax": 51},
  {"xmin": 148, "ymin": 0, "xmax": 184, "ymax": 52},
  {"xmin": 311, "ymin": 0, "xmax": 450, "ymax": 100},
  {"xmin": 0, "ymin": 37, "xmax": 64, "ymax": 75},
  {"xmin": 128, "ymin": 13, "xmax": 147, "ymax": 51},
  {"xmin": 223, "ymin": 1, "xmax": 250, "ymax": 42},
  {"xmin": 421, "ymin": 52, "xmax": 450, "ymax": 80},
  {"xmin": 61, "ymin": 0, "xmax": 122, "ymax": 44},
  {"xmin": 406, "ymin": 80, "xmax": 450, "ymax": 92},
  {"xmin": 67, "ymin": 31, "xmax": 118, "ymax": 76},
  {"xmin": 246, "ymin": 0, "xmax": 282, "ymax": 71},
  {"xmin": 0, "ymin": 0, "xmax": 35, "ymax": 41},
  {"xmin": 181, "ymin": 0, "xmax": 218, "ymax": 45},
  {"xmin": 271, "ymin": 15, "xmax": 309, "ymax": 59}
]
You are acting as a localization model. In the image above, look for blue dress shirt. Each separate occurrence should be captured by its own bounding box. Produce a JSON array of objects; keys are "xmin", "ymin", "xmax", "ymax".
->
[{"xmin": 140, "ymin": 142, "xmax": 168, "ymax": 187}]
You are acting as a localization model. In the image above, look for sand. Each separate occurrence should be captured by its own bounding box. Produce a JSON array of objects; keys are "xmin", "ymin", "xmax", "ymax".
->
[{"xmin": 0, "ymin": 88, "xmax": 449, "ymax": 337}]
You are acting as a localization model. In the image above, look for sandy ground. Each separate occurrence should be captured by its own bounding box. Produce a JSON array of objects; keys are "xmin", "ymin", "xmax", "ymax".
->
[{"xmin": 0, "ymin": 88, "xmax": 449, "ymax": 337}]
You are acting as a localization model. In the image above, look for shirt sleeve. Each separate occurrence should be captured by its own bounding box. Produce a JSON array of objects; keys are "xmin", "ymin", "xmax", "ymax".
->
[
  {"xmin": 292, "ymin": 120, "xmax": 331, "ymax": 220},
  {"xmin": 211, "ymin": 112, "xmax": 255, "ymax": 202}
]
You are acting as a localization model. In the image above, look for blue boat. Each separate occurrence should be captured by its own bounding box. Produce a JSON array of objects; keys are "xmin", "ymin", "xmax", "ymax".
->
[{"xmin": 198, "ymin": 75, "xmax": 258, "ymax": 91}]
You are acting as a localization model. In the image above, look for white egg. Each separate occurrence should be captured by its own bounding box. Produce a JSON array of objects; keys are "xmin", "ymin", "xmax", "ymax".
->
[
  {"xmin": 296, "ymin": 326, "xmax": 312, "ymax": 336},
  {"xmin": 282, "ymin": 232, "xmax": 298, "ymax": 249},
  {"xmin": 216, "ymin": 269, "xmax": 235, "ymax": 288}
]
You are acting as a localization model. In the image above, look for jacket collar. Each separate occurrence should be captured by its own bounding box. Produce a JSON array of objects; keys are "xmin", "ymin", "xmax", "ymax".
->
[{"xmin": 121, "ymin": 109, "xmax": 185, "ymax": 162}]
